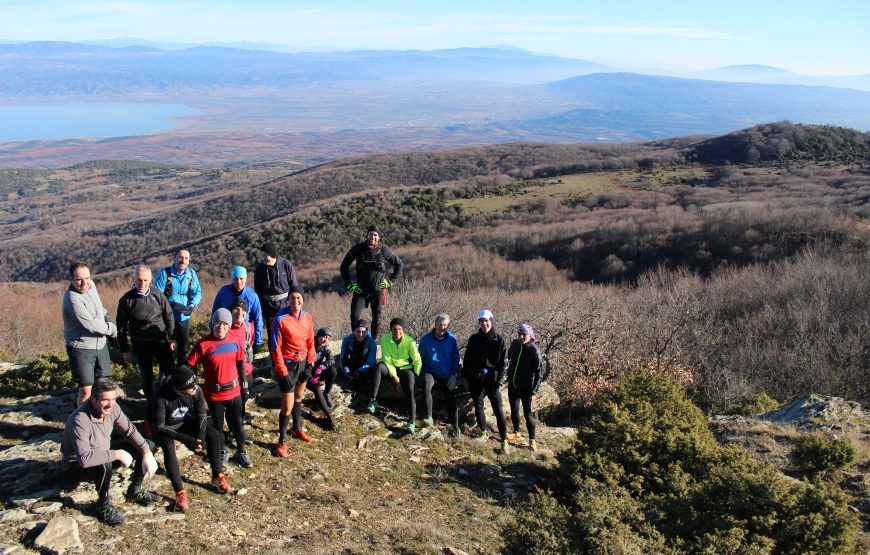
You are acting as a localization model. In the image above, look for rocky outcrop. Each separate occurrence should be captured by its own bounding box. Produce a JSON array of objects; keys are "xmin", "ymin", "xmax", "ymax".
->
[{"xmin": 758, "ymin": 394, "xmax": 867, "ymax": 431}]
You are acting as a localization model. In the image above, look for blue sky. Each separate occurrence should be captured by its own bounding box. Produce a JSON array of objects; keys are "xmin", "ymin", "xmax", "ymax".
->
[{"xmin": 1, "ymin": 0, "xmax": 868, "ymax": 75}]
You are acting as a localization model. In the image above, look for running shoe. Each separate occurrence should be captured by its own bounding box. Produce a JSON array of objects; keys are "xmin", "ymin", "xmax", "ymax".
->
[
  {"xmin": 274, "ymin": 441, "xmax": 289, "ymax": 458},
  {"xmin": 210, "ymin": 473, "xmax": 235, "ymax": 494},
  {"xmin": 530, "ymin": 439, "xmax": 538, "ymax": 451},
  {"xmin": 174, "ymin": 490, "xmax": 189, "ymax": 512},
  {"xmin": 500, "ymin": 439, "xmax": 510, "ymax": 455},
  {"xmin": 422, "ymin": 417, "xmax": 435, "ymax": 427},
  {"xmin": 475, "ymin": 431, "xmax": 489, "ymax": 442},
  {"xmin": 407, "ymin": 421, "xmax": 416, "ymax": 433},
  {"xmin": 291, "ymin": 429, "xmax": 314, "ymax": 443},
  {"xmin": 96, "ymin": 503, "xmax": 125, "ymax": 526},
  {"xmin": 126, "ymin": 487, "xmax": 161, "ymax": 505},
  {"xmin": 506, "ymin": 431, "xmax": 521, "ymax": 441},
  {"xmin": 232, "ymin": 450, "xmax": 254, "ymax": 468},
  {"xmin": 367, "ymin": 399, "xmax": 378, "ymax": 414}
]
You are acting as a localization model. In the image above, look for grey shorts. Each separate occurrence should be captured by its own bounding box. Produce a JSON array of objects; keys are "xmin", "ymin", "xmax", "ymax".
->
[{"xmin": 66, "ymin": 344, "xmax": 112, "ymax": 386}]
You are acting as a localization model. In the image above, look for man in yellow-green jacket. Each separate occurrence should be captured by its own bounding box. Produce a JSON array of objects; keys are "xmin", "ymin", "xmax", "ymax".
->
[{"xmin": 369, "ymin": 317, "xmax": 422, "ymax": 432}]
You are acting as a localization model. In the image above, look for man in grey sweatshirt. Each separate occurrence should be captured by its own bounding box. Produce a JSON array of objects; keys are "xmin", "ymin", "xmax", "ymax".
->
[
  {"xmin": 62, "ymin": 262, "xmax": 118, "ymax": 406},
  {"xmin": 61, "ymin": 378, "xmax": 160, "ymax": 526}
]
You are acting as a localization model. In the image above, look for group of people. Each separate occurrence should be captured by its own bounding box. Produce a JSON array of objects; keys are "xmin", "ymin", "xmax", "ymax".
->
[{"xmin": 60, "ymin": 225, "xmax": 543, "ymax": 524}]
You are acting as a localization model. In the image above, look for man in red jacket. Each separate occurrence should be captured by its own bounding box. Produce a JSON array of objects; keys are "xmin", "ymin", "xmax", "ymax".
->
[{"xmin": 270, "ymin": 287, "xmax": 315, "ymax": 456}]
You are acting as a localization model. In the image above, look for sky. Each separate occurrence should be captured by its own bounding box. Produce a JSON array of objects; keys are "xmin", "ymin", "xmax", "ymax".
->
[{"xmin": 1, "ymin": 0, "xmax": 868, "ymax": 75}]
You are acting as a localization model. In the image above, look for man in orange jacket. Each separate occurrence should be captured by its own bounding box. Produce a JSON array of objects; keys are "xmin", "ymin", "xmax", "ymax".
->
[{"xmin": 270, "ymin": 287, "xmax": 315, "ymax": 456}]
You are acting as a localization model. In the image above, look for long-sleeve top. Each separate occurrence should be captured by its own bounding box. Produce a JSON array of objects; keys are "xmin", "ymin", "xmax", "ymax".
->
[
  {"xmin": 62, "ymin": 283, "xmax": 116, "ymax": 350},
  {"xmin": 379, "ymin": 333, "xmax": 422, "ymax": 378},
  {"xmin": 186, "ymin": 333, "xmax": 246, "ymax": 402},
  {"xmin": 270, "ymin": 308, "xmax": 315, "ymax": 377},
  {"xmin": 339, "ymin": 242, "xmax": 403, "ymax": 295},
  {"xmin": 254, "ymin": 257, "xmax": 299, "ymax": 316},
  {"xmin": 228, "ymin": 322, "xmax": 255, "ymax": 375},
  {"xmin": 116, "ymin": 287, "xmax": 174, "ymax": 352},
  {"xmin": 507, "ymin": 339, "xmax": 543, "ymax": 394},
  {"xmin": 418, "ymin": 330, "xmax": 461, "ymax": 379},
  {"xmin": 153, "ymin": 264, "xmax": 202, "ymax": 323},
  {"xmin": 340, "ymin": 333, "xmax": 377, "ymax": 374},
  {"xmin": 463, "ymin": 328, "xmax": 508, "ymax": 386},
  {"xmin": 153, "ymin": 382, "xmax": 208, "ymax": 446},
  {"xmin": 212, "ymin": 284, "xmax": 265, "ymax": 345},
  {"xmin": 62, "ymin": 402, "xmax": 148, "ymax": 469}
]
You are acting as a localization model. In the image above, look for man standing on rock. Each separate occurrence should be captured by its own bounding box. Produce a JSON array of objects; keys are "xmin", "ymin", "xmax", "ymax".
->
[
  {"xmin": 418, "ymin": 313, "xmax": 461, "ymax": 435},
  {"xmin": 254, "ymin": 242, "xmax": 299, "ymax": 354},
  {"xmin": 340, "ymin": 225, "xmax": 403, "ymax": 337},
  {"xmin": 153, "ymin": 248, "xmax": 202, "ymax": 366},
  {"xmin": 62, "ymin": 262, "xmax": 118, "ymax": 406},
  {"xmin": 212, "ymin": 265, "xmax": 264, "ymax": 351},
  {"xmin": 116, "ymin": 265, "xmax": 175, "ymax": 420},
  {"xmin": 61, "ymin": 377, "xmax": 160, "ymax": 526}
]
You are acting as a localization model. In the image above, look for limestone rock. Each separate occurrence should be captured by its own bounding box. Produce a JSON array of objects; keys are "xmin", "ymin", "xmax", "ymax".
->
[
  {"xmin": 33, "ymin": 515, "xmax": 82, "ymax": 554},
  {"xmin": 759, "ymin": 395, "xmax": 866, "ymax": 431},
  {"xmin": 0, "ymin": 509, "xmax": 31, "ymax": 523},
  {"xmin": 30, "ymin": 502, "xmax": 63, "ymax": 515}
]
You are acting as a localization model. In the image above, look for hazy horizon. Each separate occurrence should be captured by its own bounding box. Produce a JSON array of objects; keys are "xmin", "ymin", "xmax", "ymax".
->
[{"xmin": 1, "ymin": 0, "xmax": 868, "ymax": 76}]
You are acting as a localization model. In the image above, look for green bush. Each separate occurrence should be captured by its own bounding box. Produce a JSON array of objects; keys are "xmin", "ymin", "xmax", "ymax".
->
[
  {"xmin": 722, "ymin": 391, "xmax": 781, "ymax": 416},
  {"xmin": 0, "ymin": 350, "xmax": 140, "ymax": 397},
  {"xmin": 791, "ymin": 433, "xmax": 857, "ymax": 475},
  {"xmin": 503, "ymin": 370, "xmax": 859, "ymax": 554}
]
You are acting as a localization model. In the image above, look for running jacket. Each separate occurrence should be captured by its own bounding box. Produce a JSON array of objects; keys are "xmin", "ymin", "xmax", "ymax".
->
[
  {"xmin": 379, "ymin": 332, "xmax": 422, "ymax": 378},
  {"xmin": 212, "ymin": 284, "xmax": 264, "ymax": 345},
  {"xmin": 463, "ymin": 328, "xmax": 508, "ymax": 386},
  {"xmin": 153, "ymin": 265, "xmax": 202, "ymax": 323},
  {"xmin": 186, "ymin": 333, "xmax": 245, "ymax": 402},
  {"xmin": 270, "ymin": 308, "xmax": 315, "ymax": 377},
  {"xmin": 507, "ymin": 339, "xmax": 543, "ymax": 394},
  {"xmin": 339, "ymin": 242, "xmax": 403, "ymax": 295},
  {"xmin": 340, "ymin": 333, "xmax": 377, "ymax": 374},
  {"xmin": 116, "ymin": 287, "xmax": 174, "ymax": 351},
  {"xmin": 418, "ymin": 330, "xmax": 460, "ymax": 380}
]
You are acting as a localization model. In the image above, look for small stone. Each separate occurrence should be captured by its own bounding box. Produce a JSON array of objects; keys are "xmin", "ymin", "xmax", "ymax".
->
[
  {"xmin": 348, "ymin": 509, "xmax": 359, "ymax": 519},
  {"xmin": 237, "ymin": 488, "xmax": 249, "ymax": 496},
  {"xmin": 30, "ymin": 502, "xmax": 63, "ymax": 515},
  {"xmin": 33, "ymin": 516, "xmax": 82, "ymax": 554},
  {"xmin": 409, "ymin": 456, "xmax": 421, "ymax": 463},
  {"xmin": 443, "ymin": 548, "xmax": 470, "ymax": 555},
  {"xmin": 231, "ymin": 528, "xmax": 247, "ymax": 536}
]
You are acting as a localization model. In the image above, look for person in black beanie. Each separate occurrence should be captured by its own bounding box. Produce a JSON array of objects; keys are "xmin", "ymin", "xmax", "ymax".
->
[
  {"xmin": 152, "ymin": 365, "xmax": 234, "ymax": 512},
  {"xmin": 339, "ymin": 225, "xmax": 403, "ymax": 337},
  {"xmin": 307, "ymin": 327, "xmax": 339, "ymax": 430},
  {"xmin": 254, "ymin": 242, "xmax": 299, "ymax": 355}
]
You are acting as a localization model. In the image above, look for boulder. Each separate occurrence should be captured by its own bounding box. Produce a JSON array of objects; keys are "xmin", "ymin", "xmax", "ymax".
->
[
  {"xmin": 456, "ymin": 382, "xmax": 560, "ymax": 430},
  {"xmin": 0, "ymin": 433, "xmax": 64, "ymax": 497},
  {"xmin": 32, "ymin": 515, "xmax": 82, "ymax": 554},
  {"xmin": 759, "ymin": 395, "xmax": 867, "ymax": 431}
]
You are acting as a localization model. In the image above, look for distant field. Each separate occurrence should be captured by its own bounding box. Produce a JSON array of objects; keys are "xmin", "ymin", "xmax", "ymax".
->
[{"xmin": 450, "ymin": 167, "xmax": 709, "ymax": 213}]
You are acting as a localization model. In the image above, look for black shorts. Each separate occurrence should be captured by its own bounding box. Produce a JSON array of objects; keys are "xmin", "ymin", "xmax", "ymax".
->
[
  {"xmin": 67, "ymin": 344, "xmax": 112, "ymax": 386},
  {"xmin": 276, "ymin": 360, "xmax": 307, "ymax": 392}
]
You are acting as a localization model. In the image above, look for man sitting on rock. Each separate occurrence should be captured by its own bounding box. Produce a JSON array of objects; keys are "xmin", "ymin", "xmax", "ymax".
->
[{"xmin": 61, "ymin": 378, "xmax": 159, "ymax": 526}]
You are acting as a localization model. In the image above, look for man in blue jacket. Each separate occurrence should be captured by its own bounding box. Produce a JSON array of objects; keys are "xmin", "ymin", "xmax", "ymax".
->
[
  {"xmin": 339, "ymin": 319, "xmax": 378, "ymax": 385},
  {"xmin": 418, "ymin": 313, "xmax": 461, "ymax": 435},
  {"xmin": 212, "ymin": 265, "xmax": 264, "ymax": 349},
  {"xmin": 153, "ymin": 248, "xmax": 202, "ymax": 365}
]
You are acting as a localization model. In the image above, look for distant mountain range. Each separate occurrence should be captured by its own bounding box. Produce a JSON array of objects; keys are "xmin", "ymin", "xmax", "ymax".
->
[{"xmin": 0, "ymin": 41, "xmax": 869, "ymax": 166}]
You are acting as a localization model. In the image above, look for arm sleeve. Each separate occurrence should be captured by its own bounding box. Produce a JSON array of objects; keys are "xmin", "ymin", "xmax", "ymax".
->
[
  {"xmin": 152, "ymin": 270, "xmax": 166, "ymax": 295},
  {"xmin": 159, "ymin": 291, "xmax": 175, "ymax": 341},
  {"xmin": 116, "ymin": 298, "xmax": 131, "ymax": 352},
  {"xmin": 270, "ymin": 316, "xmax": 288, "ymax": 377},
  {"xmin": 339, "ymin": 248, "xmax": 355, "ymax": 286},
  {"xmin": 186, "ymin": 342, "xmax": 201, "ymax": 368},
  {"xmin": 306, "ymin": 325, "xmax": 316, "ymax": 366},
  {"xmin": 250, "ymin": 295, "xmax": 264, "ymax": 345},
  {"xmin": 113, "ymin": 407, "xmax": 149, "ymax": 454},
  {"xmin": 450, "ymin": 338, "xmax": 461, "ymax": 375},
  {"xmin": 361, "ymin": 337, "xmax": 377, "ymax": 373},
  {"xmin": 67, "ymin": 291, "xmax": 115, "ymax": 337},
  {"xmin": 530, "ymin": 345, "xmax": 543, "ymax": 394},
  {"xmin": 154, "ymin": 397, "xmax": 184, "ymax": 441},
  {"xmin": 495, "ymin": 336, "xmax": 509, "ymax": 385},
  {"xmin": 189, "ymin": 270, "xmax": 202, "ymax": 308},
  {"xmin": 385, "ymin": 247, "xmax": 403, "ymax": 282},
  {"xmin": 285, "ymin": 259, "xmax": 299, "ymax": 288},
  {"xmin": 195, "ymin": 389, "xmax": 208, "ymax": 441},
  {"xmin": 211, "ymin": 288, "xmax": 222, "ymax": 315},
  {"xmin": 410, "ymin": 340, "xmax": 422, "ymax": 375}
]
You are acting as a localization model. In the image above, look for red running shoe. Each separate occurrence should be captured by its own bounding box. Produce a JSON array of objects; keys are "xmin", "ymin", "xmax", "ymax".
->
[
  {"xmin": 210, "ymin": 473, "xmax": 235, "ymax": 494},
  {"xmin": 291, "ymin": 429, "xmax": 314, "ymax": 443},
  {"xmin": 274, "ymin": 441, "xmax": 289, "ymax": 457},
  {"xmin": 175, "ymin": 489, "xmax": 189, "ymax": 512}
]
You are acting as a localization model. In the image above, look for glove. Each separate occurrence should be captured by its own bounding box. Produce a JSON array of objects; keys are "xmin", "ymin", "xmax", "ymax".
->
[
  {"xmin": 341, "ymin": 366, "xmax": 351, "ymax": 377},
  {"xmin": 115, "ymin": 449, "xmax": 133, "ymax": 467},
  {"xmin": 310, "ymin": 376, "xmax": 322, "ymax": 386},
  {"xmin": 313, "ymin": 365, "xmax": 325, "ymax": 378},
  {"xmin": 142, "ymin": 452, "xmax": 158, "ymax": 481},
  {"xmin": 379, "ymin": 278, "xmax": 392, "ymax": 289},
  {"xmin": 347, "ymin": 283, "xmax": 363, "ymax": 295},
  {"xmin": 447, "ymin": 374, "xmax": 458, "ymax": 390}
]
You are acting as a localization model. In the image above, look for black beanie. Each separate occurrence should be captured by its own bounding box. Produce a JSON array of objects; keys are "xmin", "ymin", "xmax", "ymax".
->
[
  {"xmin": 389, "ymin": 317, "xmax": 406, "ymax": 330},
  {"xmin": 316, "ymin": 327, "xmax": 333, "ymax": 338},
  {"xmin": 367, "ymin": 224, "xmax": 379, "ymax": 233},
  {"xmin": 261, "ymin": 242, "xmax": 278, "ymax": 258},
  {"xmin": 290, "ymin": 286, "xmax": 305, "ymax": 297},
  {"xmin": 173, "ymin": 365, "xmax": 197, "ymax": 390},
  {"xmin": 230, "ymin": 298, "xmax": 249, "ymax": 312},
  {"xmin": 355, "ymin": 319, "xmax": 370, "ymax": 330}
]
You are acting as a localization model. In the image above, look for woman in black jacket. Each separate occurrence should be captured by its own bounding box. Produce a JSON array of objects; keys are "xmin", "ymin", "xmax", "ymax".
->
[{"xmin": 507, "ymin": 323, "xmax": 542, "ymax": 451}]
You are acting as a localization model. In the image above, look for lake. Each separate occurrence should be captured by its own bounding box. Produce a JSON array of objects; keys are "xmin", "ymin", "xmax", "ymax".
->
[{"xmin": 0, "ymin": 102, "xmax": 200, "ymax": 142}]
